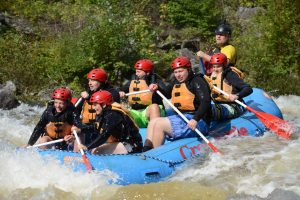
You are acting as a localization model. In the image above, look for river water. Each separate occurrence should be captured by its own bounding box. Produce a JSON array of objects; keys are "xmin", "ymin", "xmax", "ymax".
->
[{"xmin": 0, "ymin": 95, "xmax": 299, "ymax": 200}]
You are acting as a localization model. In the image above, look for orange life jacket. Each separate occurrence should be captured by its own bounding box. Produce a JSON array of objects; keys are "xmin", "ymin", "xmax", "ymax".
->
[
  {"xmin": 208, "ymin": 67, "xmax": 244, "ymax": 102},
  {"xmin": 81, "ymin": 101, "xmax": 97, "ymax": 124},
  {"xmin": 128, "ymin": 79, "xmax": 152, "ymax": 106},
  {"xmin": 45, "ymin": 122, "xmax": 72, "ymax": 139},
  {"xmin": 171, "ymin": 83, "xmax": 195, "ymax": 111}
]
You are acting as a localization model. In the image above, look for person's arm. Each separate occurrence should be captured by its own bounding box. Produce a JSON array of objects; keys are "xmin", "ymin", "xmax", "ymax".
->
[
  {"xmin": 196, "ymin": 50, "xmax": 211, "ymax": 63},
  {"xmin": 192, "ymin": 76, "xmax": 211, "ymax": 122},
  {"xmin": 226, "ymin": 71, "xmax": 253, "ymax": 98},
  {"xmin": 27, "ymin": 110, "xmax": 48, "ymax": 146},
  {"xmin": 151, "ymin": 75, "xmax": 168, "ymax": 104},
  {"xmin": 107, "ymin": 87, "xmax": 121, "ymax": 103},
  {"xmin": 120, "ymin": 77, "xmax": 132, "ymax": 93},
  {"xmin": 86, "ymin": 111, "xmax": 123, "ymax": 150}
]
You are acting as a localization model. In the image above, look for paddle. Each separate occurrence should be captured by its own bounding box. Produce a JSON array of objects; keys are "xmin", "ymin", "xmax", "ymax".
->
[
  {"xmin": 73, "ymin": 130, "xmax": 93, "ymax": 172},
  {"xmin": 125, "ymin": 89, "xmax": 151, "ymax": 96},
  {"xmin": 75, "ymin": 97, "xmax": 84, "ymax": 107},
  {"xmin": 26, "ymin": 139, "xmax": 64, "ymax": 148},
  {"xmin": 199, "ymin": 58, "xmax": 206, "ymax": 75},
  {"xmin": 211, "ymin": 86, "xmax": 293, "ymax": 139},
  {"xmin": 156, "ymin": 90, "xmax": 221, "ymax": 154}
]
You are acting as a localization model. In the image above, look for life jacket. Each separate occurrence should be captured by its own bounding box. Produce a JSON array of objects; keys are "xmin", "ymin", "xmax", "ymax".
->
[
  {"xmin": 128, "ymin": 79, "xmax": 152, "ymax": 106},
  {"xmin": 111, "ymin": 102, "xmax": 139, "ymax": 130},
  {"xmin": 81, "ymin": 101, "xmax": 97, "ymax": 124},
  {"xmin": 209, "ymin": 67, "xmax": 244, "ymax": 102},
  {"xmin": 100, "ymin": 102, "xmax": 140, "ymax": 143},
  {"xmin": 230, "ymin": 66, "xmax": 245, "ymax": 79},
  {"xmin": 171, "ymin": 83, "xmax": 195, "ymax": 111},
  {"xmin": 45, "ymin": 122, "xmax": 72, "ymax": 139}
]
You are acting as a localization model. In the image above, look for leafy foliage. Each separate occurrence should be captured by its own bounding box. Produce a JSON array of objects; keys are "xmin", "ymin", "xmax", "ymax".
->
[
  {"xmin": 236, "ymin": 0, "xmax": 300, "ymax": 95},
  {"xmin": 0, "ymin": 0, "xmax": 299, "ymax": 100}
]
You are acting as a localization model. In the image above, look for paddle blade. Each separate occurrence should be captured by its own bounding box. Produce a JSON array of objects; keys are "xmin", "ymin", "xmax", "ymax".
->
[
  {"xmin": 207, "ymin": 142, "xmax": 222, "ymax": 155},
  {"xmin": 246, "ymin": 107, "xmax": 293, "ymax": 139},
  {"xmin": 82, "ymin": 154, "xmax": 93, "ymax": 173}
]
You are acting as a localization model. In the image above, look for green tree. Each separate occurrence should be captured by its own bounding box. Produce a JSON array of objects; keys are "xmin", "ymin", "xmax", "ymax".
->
[{"xmin": 237, "ymin": 0, "xmax": 300, "ymax": 95}]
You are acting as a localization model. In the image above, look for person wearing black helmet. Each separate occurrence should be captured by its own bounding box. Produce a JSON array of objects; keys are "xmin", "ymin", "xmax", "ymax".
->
[{"xmin": 196, "ymin": 22, "xmax": 237, "ymax": 75}]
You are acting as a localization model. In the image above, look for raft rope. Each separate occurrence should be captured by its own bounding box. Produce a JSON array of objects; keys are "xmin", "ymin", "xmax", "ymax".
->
[{"xmin": 42, "ymin": 148, "xmax": 205, "ymax": 168}]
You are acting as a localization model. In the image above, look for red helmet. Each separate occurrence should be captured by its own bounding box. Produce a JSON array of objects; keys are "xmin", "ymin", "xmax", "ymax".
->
[
  {"xmin": 210, "ymin": 53, "xmax": 227, "ymax": 66},
  {"xmin": 134, "ymin": 59, "xmax": 154, "ymax": 73},
  {"xmin": 90, "ymin": 90, "xmax": 113, "ymax": 105},
  {"xmin": 171, "ymin": 57, "xmax": 191, "ymax": 70},
  {"xmin": 52, "ymin": 87, "xmax": 72, "ymax": 101},
  {"xmin": 87, "ymin": 68, "xmax": 108, "ymax": 83}
]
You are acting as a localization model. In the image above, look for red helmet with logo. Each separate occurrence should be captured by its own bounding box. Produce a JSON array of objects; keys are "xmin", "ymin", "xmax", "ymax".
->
[
  {"xmin": 134, "ymin": 59, "xmax": 154, "ymax": 73},
  {"xmin": 171, "ymin": 57, "xmax": 191, "ymax": 70},
  {"xmin": 87, "ymin": 68, "xmax": 108, "ymax": 83},
  {"xmin": 52, "ymin": 87, "xmax": 72, "ymax": 101},
  {"xmin": 210, "ymin": 53, "xmax": 227, "ymax": 66},
  {"xmin": 90, "ymin": 90, "xmax": 113, "ymax": 106}
]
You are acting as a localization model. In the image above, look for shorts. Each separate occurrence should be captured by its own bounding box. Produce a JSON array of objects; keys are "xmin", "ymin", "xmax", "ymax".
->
[
  {"xmin": 129, "ymin": 105, "xmax": 166, "ymax": 128},
  {"xmin": 167, "ymin": 113, "xmax": 209, "ymax": 141}
]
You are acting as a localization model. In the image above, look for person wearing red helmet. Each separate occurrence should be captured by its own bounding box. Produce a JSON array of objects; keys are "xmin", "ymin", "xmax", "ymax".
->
[
  {"xmin": 119, "ymin": 59, "xmax": 167, "ymax": 128},
  {"xmin": 143, "ymin": 56, "xmax": 211, "ymax": 151},
  {"xmin": 75, "ymin": 68, "xmax": 121, "ymax": 146},
  {"xmin": 26, "ymin": 87, "xmax": 81, "ymax": 150},
  {"xmin": 76, "ymin": 90, "xmax": 142, "ymax": 154},
  {"xmin": 196, "ymin": 22, "xmax": 237, "ymax": 75},
  {"xmin": 207, "ymin": 53, "xmax": 252, "ymax": 120}
]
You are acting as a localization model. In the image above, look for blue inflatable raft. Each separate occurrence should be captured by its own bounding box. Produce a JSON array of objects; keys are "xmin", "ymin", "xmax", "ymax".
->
[{"xmin": 36, "ymin": 88, "xmax": 283, "ymax": 185}]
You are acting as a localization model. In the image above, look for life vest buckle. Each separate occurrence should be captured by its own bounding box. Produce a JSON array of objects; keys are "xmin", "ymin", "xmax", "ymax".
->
[
  {"xmin": 88, "ymin": 109, "xmax": 96, "ymax": 113},
  {"xmin": 175, "ymin": 92, "xmax": 180, "ymax": 97},
  {"xmin": 174, "ymin": 103, "xmax": 181, "ymax": 107},
  {"xmin": 132, "ymin": 97, "xmax": 141, "ymax": 101}
]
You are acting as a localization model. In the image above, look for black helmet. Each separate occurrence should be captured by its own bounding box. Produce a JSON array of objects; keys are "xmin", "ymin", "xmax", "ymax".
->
[{"xmin": 215, "ymin": 23, "xmax": 231, "ymax": 36}]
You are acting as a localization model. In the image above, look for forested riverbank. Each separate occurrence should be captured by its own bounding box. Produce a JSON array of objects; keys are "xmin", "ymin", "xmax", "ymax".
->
[{"xmin": 0, "ymin": 0, "xmax": 299, "ymax": 103}]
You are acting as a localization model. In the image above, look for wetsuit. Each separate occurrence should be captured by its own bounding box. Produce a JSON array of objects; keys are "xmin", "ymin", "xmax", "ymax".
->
[{"xmin": 85, "ymin": 106, "xmax": 143, "ymax": 153}]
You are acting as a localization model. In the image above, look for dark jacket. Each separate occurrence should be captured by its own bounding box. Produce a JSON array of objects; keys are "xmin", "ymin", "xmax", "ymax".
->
[{"xmin": 86, "ymin": 106, "xmax": 143, "ymax": 153}]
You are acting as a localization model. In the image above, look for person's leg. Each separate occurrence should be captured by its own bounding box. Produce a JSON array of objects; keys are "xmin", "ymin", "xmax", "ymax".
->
[
  {"xmin": 144, "ymin": 117, "xmax": 172, "ymax": 150},
  {"xmin": 91, "ymin": 142, "xmax": 128, "ymax": 155},
  {"xmin": 146, "ymin": 104, "xmax": 161, "ymax": 120}
]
